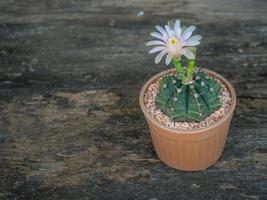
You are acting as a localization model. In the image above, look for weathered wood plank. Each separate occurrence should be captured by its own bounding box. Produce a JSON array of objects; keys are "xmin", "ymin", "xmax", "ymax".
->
[
  {"xmin": 0, "ymin": 0, "xmax": 266, "ymax": 24},
  {"xmin": 0, "ymin": 21, "xmax": 266, "ymax": 97},
  {"xmin": 0, "ymin": 0, "xmax": 266, "ymax": 199},
  {"xmin": 0, "ymin": 88, "xmax": 266, "ymax": 199}
]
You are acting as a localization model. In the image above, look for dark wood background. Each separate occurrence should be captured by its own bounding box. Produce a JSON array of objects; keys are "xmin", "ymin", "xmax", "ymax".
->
[{"xmin": 0, "ymin": 0, "xmax": 266, "ymax": 199}]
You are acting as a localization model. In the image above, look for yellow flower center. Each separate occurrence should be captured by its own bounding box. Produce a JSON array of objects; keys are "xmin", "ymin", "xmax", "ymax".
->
[{"xmin": 168, "ymin": 37, "xmax": 178, "ymax": 45}]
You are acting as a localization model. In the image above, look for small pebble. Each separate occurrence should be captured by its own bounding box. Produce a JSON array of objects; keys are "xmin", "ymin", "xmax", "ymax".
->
[{"xmin": 137, "ymin": 11, "xmax": 144, "ymax": 17}]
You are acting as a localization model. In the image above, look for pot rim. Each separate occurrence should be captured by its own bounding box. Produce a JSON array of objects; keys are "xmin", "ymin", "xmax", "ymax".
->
[{"xmin": 139, "ymin": 68, "xmax": 236, "ymax": 134}]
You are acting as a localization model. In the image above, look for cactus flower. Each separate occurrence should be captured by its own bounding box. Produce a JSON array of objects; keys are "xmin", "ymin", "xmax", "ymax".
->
[{"xmin": 146, "ymin": 19, "xmax": 202, "ymax": 65}]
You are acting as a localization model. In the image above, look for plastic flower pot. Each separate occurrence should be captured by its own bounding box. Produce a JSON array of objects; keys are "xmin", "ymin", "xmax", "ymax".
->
[{"xmin": 139, "ymin": 68, "xmax": 236, "ymax": 171}]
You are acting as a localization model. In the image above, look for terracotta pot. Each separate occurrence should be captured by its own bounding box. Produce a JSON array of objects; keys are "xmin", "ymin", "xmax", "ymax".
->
[{"xmin": 139, "ymin": 68, "xmax": 236, "ymax": 171}]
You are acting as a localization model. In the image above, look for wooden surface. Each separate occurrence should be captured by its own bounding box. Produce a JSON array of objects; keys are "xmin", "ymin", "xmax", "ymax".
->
[{"xmin": 0, "ymin": 0, "xmax": 266, "ymax": 199}]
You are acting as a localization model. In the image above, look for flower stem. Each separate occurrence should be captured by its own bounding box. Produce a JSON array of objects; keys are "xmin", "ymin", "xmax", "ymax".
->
[
  {"xmin": 187, "ymin": 58, "xmax": 195, "ymax": 80},
  {"xmin": 171, "ymin": 58, "xmax": 183, "ymax": 78}
]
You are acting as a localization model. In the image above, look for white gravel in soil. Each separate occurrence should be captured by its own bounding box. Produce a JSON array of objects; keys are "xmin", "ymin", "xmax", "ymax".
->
[{"xmin": 144, "ymin": 73, "xmax": 232, "ymax": 130}]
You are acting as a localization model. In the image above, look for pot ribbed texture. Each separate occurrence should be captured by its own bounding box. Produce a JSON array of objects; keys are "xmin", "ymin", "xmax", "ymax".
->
[
  {"xmin": 140, "ymin": 68, "xmax": 236, "ymax": 171},
  {"xmin": 146, "ymin": 113, "xmax": 232, "ymax": 171}
]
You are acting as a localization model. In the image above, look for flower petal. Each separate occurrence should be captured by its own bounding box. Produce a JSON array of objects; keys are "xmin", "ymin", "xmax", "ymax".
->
[
  {"xmin": 165, "ymin": 25, "xmax": 174, "ymax": 37},
  {"xmin": 146, "ymin": 40, "xmax": 166, "ymax": 46},
  {"xmin": 190, "ymin": 35, "xmax": 202, "ymax": 41},
  {"xmin": 182, "ymin": 48, "xmax": 195, "ymax": 59},
  {"xmin": 155, "ymin": 25, "xmax": 168, "ymax": 41},
  {"xmin": 174, "ymin": 19, "xmax": 181, "ymax": 39},
  {"xmin": 184, "ymin": 41, "xmax": 200, "ymax": 46},
  {"xmin": 165, "ymin": 53, "xmax": 172, "ymax": 65},
  {"xmin": 184, "ymin": 35, "xmax": 202, "ymax": 46},
  {"xmin": 149, "ymin": 46, "xmax": 166, "ymax": 54},
  {"xmin": 150, "ymin": 32, "xmax": 165, "ymax": 41},
  {"xmin": 155, "ymin": 49, "xmax": 168, "ymax": 64},
  {"xmin": 181, "ymin": 25, "xmax": 196, "ymax": 41},
  {"xmin": 186, "ymin": 35, "xmax": 202, "ymax": 42}
]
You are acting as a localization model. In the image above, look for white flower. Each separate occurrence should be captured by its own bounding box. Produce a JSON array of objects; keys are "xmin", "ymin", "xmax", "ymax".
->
[{"xmin": 146, "ymin": 19, "xmax": 202, "ymax": 65}]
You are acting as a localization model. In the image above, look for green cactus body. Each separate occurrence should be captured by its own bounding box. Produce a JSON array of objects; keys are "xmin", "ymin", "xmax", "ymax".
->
[{"xmin": 155, "ymin": 70, "xmax": 221, "ymax": 122}]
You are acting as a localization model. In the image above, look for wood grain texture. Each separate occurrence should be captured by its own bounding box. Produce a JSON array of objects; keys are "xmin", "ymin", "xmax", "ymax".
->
[{"xmin": 0, "ymin": 0, "xmax": 266, "ymax": 199}]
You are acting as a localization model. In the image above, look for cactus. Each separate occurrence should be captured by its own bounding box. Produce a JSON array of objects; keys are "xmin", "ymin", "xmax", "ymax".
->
[
  {"xmin": 146, "ymin": 19, "xmax": 222, "ymax": 122},
  {"xmin": 155, "ymin": 69, "xmax": 221, "ymax": 122}
]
